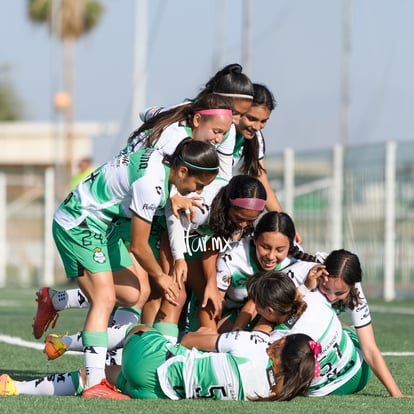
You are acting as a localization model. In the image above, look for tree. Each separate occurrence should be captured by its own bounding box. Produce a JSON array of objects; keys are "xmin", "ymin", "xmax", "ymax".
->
[
  {"xmin": 0, "ymin": 65, "xmax": 24, "ymax": 121},
  {"xmin": 27, "ymin": 0, "xmax": 104, "ymax": 185}
]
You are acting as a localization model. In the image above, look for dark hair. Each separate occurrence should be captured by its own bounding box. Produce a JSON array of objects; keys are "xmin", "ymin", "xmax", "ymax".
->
[
  {"xmin": 252, "ymin": 83, "xmax": 277, "ymax": 111},
  {"xmin": 164, "ymin": 138, "xmax": 219, "ymax": 180},
  {"xmin": 238, "ymin": 84, "xmax": 276, "ymax": 176},
  {"xmin": 256, "ymin": 333, "xmax": 315, "ymax": 401},
  {"xmin": 323, "ymin": 249, "xmax": 363, "ymax": 310},
  {"xmin": 128, "ymin": 93, "xmax": 233, "ymax": 147},
  {"xmin": 254, "ymin": 211, "xmax": 317, "ymax": 262},
  {"xmin": 247, "ymin": 271, "xmax": 307, "ymax": 318},
  {"xmin": 209, "ymin": 175, "xmax": 266, "ymax": 239},
  {"xmin": 254, "ymin": 211, "xmax": 296, "ymax": 247},
  {"xmin": 196, "ymin": 63, "xmax": 254, "ymax": 100}
]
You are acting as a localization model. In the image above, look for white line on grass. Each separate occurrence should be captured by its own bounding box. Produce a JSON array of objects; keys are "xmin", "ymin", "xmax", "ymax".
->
[
  {"xmin": 382, "ymin": 352, "xmax": 414, "ymax": 356},
  {"xmin": 0, "ymin": 334, "xmax": 80, "ymax": 355},
  {"xmin": 370, "ymin": 306, "xmax": 414, "ymax": 315}
]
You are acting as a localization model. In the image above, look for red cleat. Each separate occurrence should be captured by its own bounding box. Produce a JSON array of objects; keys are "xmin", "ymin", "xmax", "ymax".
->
[
  {"xmin": 32, "ymin": 287, "xmax": 59, "ymax": 339},
  {"xmin": 82, "ymin": 379, "xmax": 131, "ymax": 400}
]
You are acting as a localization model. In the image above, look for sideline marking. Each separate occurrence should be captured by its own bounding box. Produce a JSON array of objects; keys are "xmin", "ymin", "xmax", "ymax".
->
[
  {"xmin": 370, "ymin": 306, "xmax": 414, "ymax": 315},
  {"xmin": 0, "ymin": 334, "xmax": 80, "ymax": 355}
]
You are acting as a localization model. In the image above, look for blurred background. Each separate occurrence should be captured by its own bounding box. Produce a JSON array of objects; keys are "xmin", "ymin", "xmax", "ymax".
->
[{"xmin": 0, "ymin": 1, "xmax": 413, "ymax": 299}]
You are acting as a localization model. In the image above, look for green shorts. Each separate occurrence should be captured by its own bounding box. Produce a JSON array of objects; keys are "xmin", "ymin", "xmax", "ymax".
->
[
  {"xmin": 116, "ymin": 329, "xmax": 187, "ymax": 399},
  {"xmin": 111, "ymin": 215, "xmax": 165, "ymax": 260},
  {"xmin": 329, "ymin": 328, "xmax": 371, "ymax": 395},
  {"xmin": 53, "ymin": 218, "xmax": 133, "ymax": 278}
]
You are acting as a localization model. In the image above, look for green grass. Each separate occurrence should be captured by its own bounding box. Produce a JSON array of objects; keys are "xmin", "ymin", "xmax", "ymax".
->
[{"xmin": 1, "ymin": 286, "xmax": 414, "ymax": 413}]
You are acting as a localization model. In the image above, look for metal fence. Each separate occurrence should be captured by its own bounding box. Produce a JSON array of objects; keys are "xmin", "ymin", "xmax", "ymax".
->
[
  {"xmin": 267, "ymin": 140, "xmax": 414, "ymax": 300},
  {"xmin": 1, "ymin": 140, "xmax": 414, "ymax": 299}
]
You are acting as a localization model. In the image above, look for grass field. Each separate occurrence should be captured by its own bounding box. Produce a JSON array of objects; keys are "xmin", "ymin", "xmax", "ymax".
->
[{"xmin": 1, "ymin": 285, "xmax": 414, "ymax": 413}]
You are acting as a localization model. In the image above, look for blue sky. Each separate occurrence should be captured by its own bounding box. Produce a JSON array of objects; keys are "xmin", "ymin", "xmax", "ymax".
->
[{"xmin": 1, "ymin": 0, "xmax": 413, "ymax": 161}]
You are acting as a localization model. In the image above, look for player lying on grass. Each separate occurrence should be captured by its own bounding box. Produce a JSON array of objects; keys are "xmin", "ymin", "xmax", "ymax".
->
[{"xmin": 0, "ymin": 326, "xmax": 318, "ymax": 401}]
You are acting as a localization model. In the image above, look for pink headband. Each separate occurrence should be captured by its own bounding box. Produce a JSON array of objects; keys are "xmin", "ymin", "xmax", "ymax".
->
[
  {"xmin": 195, "ymin": 109, "xmax": 233, "ymax": 117},
  {"xmin": 308, "ymin": 340, "xmax": 322, "ymax": 378},
  {"xmin": 230, "ymin": 197, "xmax": 266, "ymax": 211}
]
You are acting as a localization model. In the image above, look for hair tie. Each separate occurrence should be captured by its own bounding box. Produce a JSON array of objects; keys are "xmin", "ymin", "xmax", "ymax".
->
[
  {"xmin": 177, "ymin": 154, "xmax": 219, "ymax": 172},
  {"xmin": 195, "ymin": 109, "xmax": 233, "ymax": 117},
  {"xmin": 308, "ymin": 340, "xmax": 322, "ymax": 378},
  {"xmin": 229, "ymin": 197, "xmax": 266, "ymax": 211},
  {"xmin": 213, "ymin": 92, "xmax": 253, "ymax": 100}
]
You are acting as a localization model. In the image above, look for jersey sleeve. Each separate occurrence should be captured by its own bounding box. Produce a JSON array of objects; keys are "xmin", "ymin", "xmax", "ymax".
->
[
  {"xmin": 345, "ymin": 282, "xmax": 372, "ymax": 328},
  {"xmin": 217, "ymin": 330, "xmax": 270, "ymax": 357},
  {"xmin": 216, "ymin": 253, "xmax": 232, "ymax": 292},
  {"xmin": 165, "ymin": 199, "xmax": 187, "ymax": 260},
  {"xmin": 216, "ymin": 125, "xmax": 236, "ymax": 180},
  {"xmin": 129, "ymin": 166, "xmax": 165, "ymax": 222},
  {"xmin": 256, "ymin": 130, "xmax": 265, "ymax": 160}
]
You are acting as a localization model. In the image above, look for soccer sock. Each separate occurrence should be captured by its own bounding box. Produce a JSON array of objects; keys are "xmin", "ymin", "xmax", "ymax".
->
[
  {"xmin": 51, "ymin": 288, "xmax": 89, "ymax": 311},
  {"xmin": 109, "ymin": 306, "xmax": 142, "ymax": 326},
  {"xmin": 105, "ymin": 323, "xmax": 133, "ymax": 366},
  {"xmin": 16, "ymin": 371, "xmax": 81, "ymax": 396},
  {"xmin": 61, "ymin": 331, "xmax": 83, "ymax": 351},
  {"xmin": 82, "ymin": 331, "xmax": 108, "ymax": 389},
  {"xmin": 106, "ymin": 324, "xmax": 131, "ymax": 349},
  {"xmin": 153, "ymin": 321, "xmax": 179, "ymax": 344}
]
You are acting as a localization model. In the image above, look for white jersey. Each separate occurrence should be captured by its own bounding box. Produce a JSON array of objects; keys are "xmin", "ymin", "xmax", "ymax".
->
[
  {"xmin": 276, "ymin": 256, "xmax": 319, "ymax": 286},
  {"xmin": 128, "ymin": 117, "xmax": 235, "ymax": 180},
  {"xmin": 166, "ymin": 177, "xmax": 229, "ymax": 260},
  {"xmin": 158, "ymin": 330, "xmax": 272, "ymax": 400},
  {"xmin": 216, "ymin": 239, "xmax": 318, "ymax": 308},
  {"xmin": 232, "ymin": 130, "xmax": 265, "ymax": 175},
  {"xmin": 270, "ymin": 292, "xmax": 365, "ymax": 396},
  {"xmin": 54, "ymin": 148, "xmax": 169, "ymax": 230},
  {"xmin": 216, "ymin": 237, "xmax": 260, "ymax": 307},
  {"xmin": 339, "ymin": 283, "xmax": 372, "ymax": 328},
  {"xmin": 294, "ymin": 267, "xmax": 372, "ymax": 329}
]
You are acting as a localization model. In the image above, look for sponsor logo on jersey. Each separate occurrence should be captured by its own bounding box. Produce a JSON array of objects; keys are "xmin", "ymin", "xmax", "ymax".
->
[{"xmin": 138, "ymin": 149, "xmax": 154, "ymax": 170}]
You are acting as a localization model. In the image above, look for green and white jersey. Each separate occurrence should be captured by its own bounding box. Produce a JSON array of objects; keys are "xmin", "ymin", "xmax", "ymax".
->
[
  {"xmin": 232, "ymin": 130, "xmax": 265, "ymax": 175},
  {"xmin": 166, "ymin": 177, "xmax": 229, "ymax": 260},
  {"xmin": 270, "ymin": 292, "xmax": 364, "ymax": 396},
  {"xmin": 158, "ymin": 330, "xmax": 272, "ymax": 400},
  {"xmin": 124, "ymin": 120, "xmax": 235, "ymax": 180},
  {"xmin": 294, "ymin": 267, "xmax": 372, "ymax": 329},
  {"xmin": 216, "ymin": 238, "xmax": 261, "ymax": 307},
  {"xmin": 332, "ymin": 283, "xmax": 372, "ymax": 329},
  {"xmin": 216, "ymin": 238, "xmax": 317, "ymax": 308},
  {"xmin": 54, "ymin": 148, "xmax": 170, "ymax": 231}
]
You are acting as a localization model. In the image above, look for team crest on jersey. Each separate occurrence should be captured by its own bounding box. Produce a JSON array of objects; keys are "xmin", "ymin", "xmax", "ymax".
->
[
  {"xmin": 221, "ymin": 274, "xmax": 232, "ymax": 286},
  {"xmin": 93, "ymin": 247, "xmax": 106, "ymax": 264}
]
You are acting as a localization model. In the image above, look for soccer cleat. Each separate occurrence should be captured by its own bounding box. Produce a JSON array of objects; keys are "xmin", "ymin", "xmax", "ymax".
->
[
  {"xmin": 0, "ymin": 374, "xmax": 19, "ymax": 396},
  {"xmin": 43, "ymin": 334, "xmax": 68, "ymax": 360},
  {"xmin": 32, "ymin": 287, "xmax": 59, "ymax": 339},
  {"xmin": 82, "ymin": 379, "xmax": 131, "ymax": 400}
]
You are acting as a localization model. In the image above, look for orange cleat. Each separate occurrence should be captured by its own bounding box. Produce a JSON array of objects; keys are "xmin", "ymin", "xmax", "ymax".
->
[
  {"xmin": 0, "ymin": 374, "xmax": 18, "ymax": 396},
  {"xmin": 43, "ymin": 334, "xmax": 68, "ymax": 360},
  {"xmin": 82, "ymin": 379, "xmax": 131, "ymax": 400}
]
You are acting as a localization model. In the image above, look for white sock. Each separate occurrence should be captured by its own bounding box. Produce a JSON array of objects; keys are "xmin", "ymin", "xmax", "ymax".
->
[
  {"xmin": 58, "ymin": 323, "xmax": 130, "ymax": 357},
  {"xmin": 16, "ymin": 372, "xmax": 79, "ymax": 396},
  {"xmin": 107, "ymin": 324, "xmax": 131, "ymax": 350},
  {"xmin": 105, "ymin": 324, "xmax": 132, "ymax": 366},
  {"xmin": 51, "ymin": 288, "xmax": 89, "ymax": 311},
  {"xmin": 61, "ymin": 331, "xmax": 83, "ymax": 351},
  {"xmin": 82, "ymin": 331, "xmax": 108, "ymax": 388}
]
